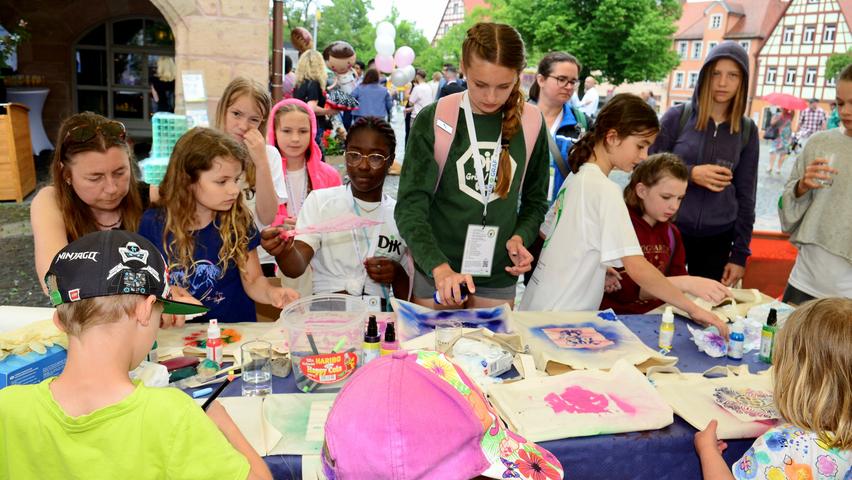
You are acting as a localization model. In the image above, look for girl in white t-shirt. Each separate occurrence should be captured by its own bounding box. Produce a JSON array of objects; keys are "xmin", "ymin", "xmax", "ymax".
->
[
  {"xmin": 260, "ymin": 117, "xmax": 411, "ymax": 310},
  {"xmin": 520, "ymin": 94, "xmax": 726, "ymax": 336}
]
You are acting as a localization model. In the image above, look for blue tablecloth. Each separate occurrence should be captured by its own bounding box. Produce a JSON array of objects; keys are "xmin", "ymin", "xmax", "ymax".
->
[{"xmin": 205, "ymin": 313, "xmax": 768, "ymax": 479}]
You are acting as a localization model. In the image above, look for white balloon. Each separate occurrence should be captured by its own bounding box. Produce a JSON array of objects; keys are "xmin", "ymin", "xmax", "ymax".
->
[
  {"xmin": 402, "ymin": 64, "xmax": 416, "ymax": 83},
  {"xmin": 376, "ymin": 22, "xmax": 396, "ymax": 40},
  {"xmin": 390, "ymin": 69, "xmax": 408, "ymax": 87},
  {"xmin": 394, "ymin": 46, "xmax": 416, "ymax": 69},
  {"xmin": 374, "ymin": 35, "xmax": 395, "ymax": 57}
]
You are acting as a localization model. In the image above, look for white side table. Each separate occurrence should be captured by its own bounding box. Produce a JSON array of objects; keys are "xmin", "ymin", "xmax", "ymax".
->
[{"xmin": 6, "ymin": 87, "xmax": 53, "ymax": 155}]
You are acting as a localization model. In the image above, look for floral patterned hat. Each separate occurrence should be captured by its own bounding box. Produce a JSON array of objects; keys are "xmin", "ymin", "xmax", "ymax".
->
[{"xmin": 322, "ymin": 349, "xmax": 563, "ymax": 480}]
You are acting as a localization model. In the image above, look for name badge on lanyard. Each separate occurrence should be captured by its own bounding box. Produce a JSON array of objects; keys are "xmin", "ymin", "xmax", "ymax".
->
[{"xmin": 460, "ymin": 92, "xmax": 502, "ymax": 277}]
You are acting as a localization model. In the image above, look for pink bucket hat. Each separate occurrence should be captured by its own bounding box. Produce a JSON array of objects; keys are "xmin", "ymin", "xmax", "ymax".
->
[{"xmin": 322, "ymin": 349, "xmax": 564, "ymax": 480}]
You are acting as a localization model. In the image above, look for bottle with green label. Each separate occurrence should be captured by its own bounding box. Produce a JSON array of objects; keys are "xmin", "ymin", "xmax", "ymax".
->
[{"xmin": 758, "ymin": 308, "xmax": 778, "ymax": 363}]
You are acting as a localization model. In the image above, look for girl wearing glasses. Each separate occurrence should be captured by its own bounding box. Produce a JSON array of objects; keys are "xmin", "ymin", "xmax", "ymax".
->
[
  {"xmin": 528, "ymin": 51, "xmax": 589, "ymax": 202},
  {"xmin": 260, "ymin": 117, "xmax": 411, "ymax": 309},
  {"xmin": 396, "ymin": 22, "xmax": 550, "ymax": 309},
  {"xmin": 264, "ymin": 98, "xmax": 341, "ymax": 293},
  {"xmin": 31, "ymin": 112, "xmax": 146, "ymax": 292}
]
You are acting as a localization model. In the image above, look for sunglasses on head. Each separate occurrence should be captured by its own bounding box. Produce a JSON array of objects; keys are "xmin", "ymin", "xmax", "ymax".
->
[{"xmin": 62, "ymin": 121, "xmax": 127, "ymax": 147}]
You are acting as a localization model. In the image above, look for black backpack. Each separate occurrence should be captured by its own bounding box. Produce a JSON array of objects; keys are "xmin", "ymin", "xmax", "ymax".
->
[{"xmin": 675, "ymin": 103, "xmax": 753, "ymax": 153}]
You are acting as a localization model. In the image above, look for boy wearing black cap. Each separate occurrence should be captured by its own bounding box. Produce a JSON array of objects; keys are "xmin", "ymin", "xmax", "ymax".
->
[{"xmin": 0, "ymin": 230, "xmax": 271, "ymax": 480}]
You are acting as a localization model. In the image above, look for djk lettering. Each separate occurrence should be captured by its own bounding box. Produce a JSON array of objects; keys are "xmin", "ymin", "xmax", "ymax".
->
[{"xmin": 378, "ymin": 235, "xmax": 402, "ymax": 255}]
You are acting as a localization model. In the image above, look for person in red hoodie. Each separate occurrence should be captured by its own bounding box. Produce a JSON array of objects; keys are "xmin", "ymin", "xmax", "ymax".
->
[{"xmin": 601, "ymin": 153, "xmax": 730, "ymax": 314}]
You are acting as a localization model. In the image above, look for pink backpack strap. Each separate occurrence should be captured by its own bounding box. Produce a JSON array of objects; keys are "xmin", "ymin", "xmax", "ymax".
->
[
  {"xmin": 518, "ymin": 103, "xmax": 543, "ymax": 194},
  {"xmin": 433, "ymin": 92, "xmax": 464, "ymax": 194}
]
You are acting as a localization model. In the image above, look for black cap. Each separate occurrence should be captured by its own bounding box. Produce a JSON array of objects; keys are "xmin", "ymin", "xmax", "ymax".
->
[{"xmin": 45, "ymin": 230, "xmax": 208, "ymax": 315}]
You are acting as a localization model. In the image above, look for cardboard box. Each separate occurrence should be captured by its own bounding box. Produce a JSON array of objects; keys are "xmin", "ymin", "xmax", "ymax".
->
[{"xmin": 0, "ymin": 345, "xmax": 67, "ymax": 389}]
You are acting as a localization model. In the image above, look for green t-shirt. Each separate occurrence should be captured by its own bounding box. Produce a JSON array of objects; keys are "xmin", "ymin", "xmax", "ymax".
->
[
  {"xmin": 395, "ymin": 102, "xmax": 550, "ymax": 288},
  {"xmin": 0, "ymin": 378, "xmax": 249, "ymax": 480}
]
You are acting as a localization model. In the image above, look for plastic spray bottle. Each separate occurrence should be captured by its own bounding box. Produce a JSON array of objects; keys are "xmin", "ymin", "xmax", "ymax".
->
[
  {"xmin": 362, "ymin": 315, "xmax": 381, "ymax": 365},
  {"xmin": 380, "ymin": 322, "xmax": 400, "ymax": 356},
  {"xmin": 727, "ymin": 317, "xmax": 745, "ymax": 360},
  {"xmin": 758, "ymin": 308, "xmax": 778, "ymax": 364},
  {"xmin": 434, "ymin": 283, "xmax": 470, "ymax": 305},
  {"xmin": 206, "ymin": 319, "xmax": 223, "ymax": 364},
  {"xmin": 658, "ymin": 306, "xmax": 675, "ymax": 350}
]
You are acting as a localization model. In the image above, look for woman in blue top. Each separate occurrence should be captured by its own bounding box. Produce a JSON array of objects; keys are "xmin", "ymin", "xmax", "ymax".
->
[
  {"xmin": 528, "ymin": 51, "xmax": 589, "ymax": 202},
  {"xmin": 649, "ymin": 41, "xmax": 759, "ymax": 286},
  {"xmin": 351, "ymin": 69, "xmax": 393, "ymax": 122}
]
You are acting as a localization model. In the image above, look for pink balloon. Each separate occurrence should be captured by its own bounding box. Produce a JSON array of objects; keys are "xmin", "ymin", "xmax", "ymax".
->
[
  {"xmin": 394, "ymin": 46, "xmax": 416, "ymax": 69},
  {"xmin": 375, "ymin": 54, "xmax": 395, "ymax": 74}
]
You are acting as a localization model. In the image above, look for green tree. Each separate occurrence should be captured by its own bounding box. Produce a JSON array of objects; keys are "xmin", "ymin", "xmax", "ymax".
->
[
  {"xmin": 316, "ymin": 0, "xmax": 375, "ymax": 59},
  {"xmin": 493, "ymin": 0, "xmax": 681, "ymax": 84},
  {"xmin": 826, "ymin": 49, "xmax": 852, "ymax": 82},
  {"xmin": 416, "ymin": 7, "xmax": 489, "ymax": 75}
]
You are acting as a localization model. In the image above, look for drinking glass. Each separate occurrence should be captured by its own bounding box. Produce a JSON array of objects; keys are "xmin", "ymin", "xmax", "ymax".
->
[
  {"xmin": 241, "ymin": 340, "xmax": 272, "ymax": 396},
  {"xmin": 816, "ymin": 151, "xmax": 837, "ymax": 187},
  {"xmin": 434, "ymin": 319, "xmax": 463, "ymax": 354}
]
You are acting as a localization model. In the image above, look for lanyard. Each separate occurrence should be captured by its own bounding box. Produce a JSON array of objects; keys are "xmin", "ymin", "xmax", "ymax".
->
[
  {"xmin": 283, "ymin": 169, "xmax": 308, "ymax": 217},
  {"xmin": 349, "ymin": 187, "xmax": 390, "ymax": 302},
  {"xmin": 461, "ymin": 92, "xmax": 502, "ymax": 223}
]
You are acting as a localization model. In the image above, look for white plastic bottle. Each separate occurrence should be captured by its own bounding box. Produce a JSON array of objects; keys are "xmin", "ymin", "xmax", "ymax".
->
[
  {"xmin": 658, "ymin": 306, "xmax": 675, "ymax": 350},
  {"xmin": 728, "ymin": 318, "xmax": 745, "ymax": 360},
  {"xmin": 206, "ymin": 319, "xmax": 223, "ymax": 364}
]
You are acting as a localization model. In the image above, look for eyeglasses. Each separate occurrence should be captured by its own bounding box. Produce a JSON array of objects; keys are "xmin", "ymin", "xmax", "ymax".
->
[
  {"xmin": 62, "ymin": 121, "xmax": 127, "ymax": 147},
  {"xmin": 344, "ymin": 151, "xmax": 390, "ymax": 169},
  {"xmin": 547, "ymin": 75, "xmax": 580, "ymax": 88}
]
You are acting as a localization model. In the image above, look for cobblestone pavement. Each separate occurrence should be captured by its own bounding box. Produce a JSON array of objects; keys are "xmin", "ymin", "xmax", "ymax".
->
[{"xmin": 0, "ymin": 109, "xmax": 793, "ymax": 307}]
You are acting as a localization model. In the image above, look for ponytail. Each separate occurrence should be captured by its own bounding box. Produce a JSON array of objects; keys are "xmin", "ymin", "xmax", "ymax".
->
[
  {"xmin": 567, "ymin": 134, "xmax": 596, "ymax": 174},
  {"xmin": 462, "ymin": 22, "xmax": 527, "ymax": 199},
  {"xmin": 528, "ymin": 82, "xmax": 540, "ymax": 103}
]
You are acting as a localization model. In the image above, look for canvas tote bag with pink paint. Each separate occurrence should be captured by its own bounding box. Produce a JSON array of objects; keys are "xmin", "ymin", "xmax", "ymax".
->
[
  {"xmin": 486, "ymin": 360, "xmax": 674, "ymax": 442},
  {"xmin": 646, "ymin": 365, "xmax": 778, "ymax": 440}
]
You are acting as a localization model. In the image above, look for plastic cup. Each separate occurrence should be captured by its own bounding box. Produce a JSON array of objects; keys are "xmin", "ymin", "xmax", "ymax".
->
[
  {"xmin": 241, "ymin": 340, "xmax": 272, "ymax": 396},
  {"xmin": 816, "ymin": 152, "xmax": 837, "ymax": 187},
  {"xmin": 714, "ymin": 158, "xmax": 734, "ymax": 172},
  {"xmin": 434, "ymin": 319, "xmax": 462, "ymax": 354}
]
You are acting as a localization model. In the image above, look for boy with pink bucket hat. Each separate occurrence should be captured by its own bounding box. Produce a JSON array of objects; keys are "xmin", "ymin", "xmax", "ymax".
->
[{"xmin": 321, "ymin": 349, "xmax": 564, "ymax": 480}]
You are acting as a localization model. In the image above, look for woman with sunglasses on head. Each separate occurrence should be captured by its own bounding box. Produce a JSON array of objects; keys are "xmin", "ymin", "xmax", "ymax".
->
[
  {"xmin": 260, "ymin": 117, "xmax": 411, "ymax": 309},
  {"xmin": 31, "ymin": 112, "xmax": 148, "ymax": 293}
]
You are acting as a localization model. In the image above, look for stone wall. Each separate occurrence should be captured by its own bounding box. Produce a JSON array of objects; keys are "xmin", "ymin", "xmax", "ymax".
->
[{"xmin": 1, "ymin": 0, "xmax": 269, "ymax": 143}]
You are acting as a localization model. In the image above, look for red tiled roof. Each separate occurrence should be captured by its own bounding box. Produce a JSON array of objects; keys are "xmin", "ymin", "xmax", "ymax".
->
[
  {"xmin": 840, "ymin": 1, "xmax": 852, "ymax": 29},
  {"xmin": 464, "ymin": 0, "xmax": 487, "ymax": 13},
  {"xmin": 675, "ymin": 1, "xmax": 713, "ymax": 40},
  {"xmin": 725, "ymin": 0, "xmax": 788, "ymax": 39}
]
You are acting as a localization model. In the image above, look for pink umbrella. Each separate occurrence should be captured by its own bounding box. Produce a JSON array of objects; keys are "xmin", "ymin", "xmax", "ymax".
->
[{"xmin": 761, "ymin": 92, "xmax": 808, "ymax": 111}]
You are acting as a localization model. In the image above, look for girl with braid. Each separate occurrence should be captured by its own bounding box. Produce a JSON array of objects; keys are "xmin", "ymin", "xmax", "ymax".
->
[
  {"xmin": 395, "ymin": 22, "xmax": 550, "ymax": 309},
  {"xmin": 260, "ymin": 117, "xmax": 411, "ymax": 310}
]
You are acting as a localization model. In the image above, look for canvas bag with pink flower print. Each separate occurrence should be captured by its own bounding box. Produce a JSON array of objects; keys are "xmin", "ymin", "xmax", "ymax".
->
[
  {"xmin": 646, "ymin": 364, "xmax": 778, "ymax": 440},
  {"xmin": 486, "ymin": 359, "xmax": 674, "ymax": 442}
]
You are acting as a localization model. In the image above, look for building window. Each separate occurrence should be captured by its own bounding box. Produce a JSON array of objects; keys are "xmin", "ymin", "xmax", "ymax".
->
[
  {"xmin": 783, "ymin": 27, "xmax": 795, "ymax": 44},
  {"xmin": 674, "ymin": 72, "xmax": 684, "ymax": 89},
  {"xmin": 692, "ymin": 41, "xmax": 702, "ymax": 60},
  {"xmin": 803, "ymin": 25, "xmax": 816, "ymax": 43},
  {"xmin": 827, "ymin": 75, "xmax": 836, "ymax": 87},
  {"xmin": 688, "ymin": 72, "xmax": 699, "ymax": 88},
  {"xmin": 710, "ymin": 14, "xmax": 722, "ymax": 29},
  {"xmin": 805, "ymin": 67, "xmax": 817, "ymax": 85},
  {"xmin": 677, "ymin": 41, "xmax": 688, "ymax": 59},
  {"xmin": 766, "ymin": 67, "xmax": 777, "ymax": 84},
  {"xmin": 739, "ymin": 41, "xmax": 750, "ymax": 52},
  {"xmin": 707, "ymin": 42, "xmax": 718, "ymax": 56},
  {"xmin": 785, "ymin": 68, "xmax": 797, "ymax": 85},
  {"xmin": 824, "ymin": 24, "xmax": 836, "ymax": 43},
  {"xmin": 73, "ymin": 17, "xmax": 175, "ymax": 140}
]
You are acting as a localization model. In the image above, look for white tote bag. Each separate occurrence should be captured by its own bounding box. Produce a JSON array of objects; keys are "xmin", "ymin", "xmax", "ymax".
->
[
  {"xmin": 647, "ymin": 364, "xmax": 779, "ymax": 439},
  {"xmin": 487, "ymin": 360, "xmax": 674, "ymax": 442},
  {"xmin": 509, "ymin": 310, "xmax": 677, "ymax": 373}
]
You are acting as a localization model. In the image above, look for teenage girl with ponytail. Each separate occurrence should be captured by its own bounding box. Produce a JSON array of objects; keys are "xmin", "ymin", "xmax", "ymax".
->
[
  {"xmin": 395, "ymin": 22, "xmax": 550, "ymax": 309},
  {"xmin": 520, "ymin": 94, "xmax": 728, "ymax": 337}
]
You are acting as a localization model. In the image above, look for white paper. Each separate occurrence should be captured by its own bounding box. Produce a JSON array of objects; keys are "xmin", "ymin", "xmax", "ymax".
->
[
  {"xmin": 181, "ymin": 72, "xmax": 206, "ymax": 103},
  {"xmin": 461, "ymin": 225, "xmax": 498, "ymax": 276}
]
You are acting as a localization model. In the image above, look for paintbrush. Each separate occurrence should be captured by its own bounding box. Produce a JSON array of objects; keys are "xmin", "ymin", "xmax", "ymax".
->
[{"xmin": 201, "ymin": 371, "xmax": 235, "ymax": 411}]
